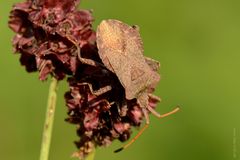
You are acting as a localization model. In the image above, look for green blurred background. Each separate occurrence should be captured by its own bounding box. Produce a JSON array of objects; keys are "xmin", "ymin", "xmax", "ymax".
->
[{"xmin": 1, "ymin": 0, "xmax": 240, "ymax": 160}]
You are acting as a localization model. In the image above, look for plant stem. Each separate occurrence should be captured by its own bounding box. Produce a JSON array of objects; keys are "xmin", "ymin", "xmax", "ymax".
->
[
  {"xmin": 86, "ymin": 149, "xmax": 96, "ymax": 160},
  {"xmin": 39, "ymin": 77, "xmax": 58, "ymax": 160}
]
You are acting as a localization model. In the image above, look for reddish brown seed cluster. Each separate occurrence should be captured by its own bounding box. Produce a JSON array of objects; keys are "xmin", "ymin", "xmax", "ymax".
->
[
  {"xmin": 9, "ymin": 0, "xmax": 95, "ymax": 80},
  {"xmin": 9, "ymin": 0, "xmax": 162, "ymax": 159},
  {"xmin": 65, "ymin": 64, "xmax": 160, "ymax": 158}
]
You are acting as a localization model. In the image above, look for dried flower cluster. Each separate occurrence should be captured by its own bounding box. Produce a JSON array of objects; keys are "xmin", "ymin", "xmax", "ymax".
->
[
  {"xmin": 9, "ymin": 0, "xmax": 162, "ymax": 159},
  {"xmin": 9, "ymin": 0, "xmax": 95, "ymax": 80},
  {"xmin": 65, "ymin": 64, "xmax": 160, "ymax": 158}
]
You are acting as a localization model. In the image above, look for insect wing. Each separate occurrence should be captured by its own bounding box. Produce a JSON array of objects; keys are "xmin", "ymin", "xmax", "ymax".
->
[{"xmin": 97, "ymin": 19, "xmax": 159, "ymax": 100}]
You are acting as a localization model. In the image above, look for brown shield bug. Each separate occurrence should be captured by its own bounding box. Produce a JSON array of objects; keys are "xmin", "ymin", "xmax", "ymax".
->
[{"xmin": 96, "ymin": 19, "xmax": 179, "ymax": 152}]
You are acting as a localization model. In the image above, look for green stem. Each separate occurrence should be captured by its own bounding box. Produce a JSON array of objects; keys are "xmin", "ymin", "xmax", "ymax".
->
[
  {"xmin": 85, "ymin": 149, "xmax": 96, "ymax": 160},
  {"xmin": 39, "ymin": 77, "xmax": 58, "ymax": 160}
]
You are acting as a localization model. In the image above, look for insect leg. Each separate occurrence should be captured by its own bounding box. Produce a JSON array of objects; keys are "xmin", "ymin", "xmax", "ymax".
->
[
  {"xmin": 78, "ymin": 82, "xmax": 112, "ymax": 96},
  {"xmin": 66, "ymin": 36, "xmax": 105, "ymax": 68},
  {"xmin": 147, "ymin": 105, "xmax": 180, "ymax": 119},
  {"xmin": 93, "ymin": 85, "xmax": 112, "ymax": 96},
  {"xmin": 114, "ymin": 108, "xmax": 150, "ymax": 153}
]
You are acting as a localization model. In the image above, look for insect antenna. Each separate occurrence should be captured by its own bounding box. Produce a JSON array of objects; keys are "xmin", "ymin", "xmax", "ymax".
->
[
  {"xmin": 114, "ymin": 124, "xmax": 149, "ymax": 153},
  {"xmin": 114, "ymin": 106, "xmax": 180, "ymax": 153}
]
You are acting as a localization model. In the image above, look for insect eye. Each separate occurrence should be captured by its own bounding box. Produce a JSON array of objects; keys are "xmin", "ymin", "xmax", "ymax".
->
[{"xmin": 132, "ymin": 25, "xmax": 139, "ymax": 31}]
